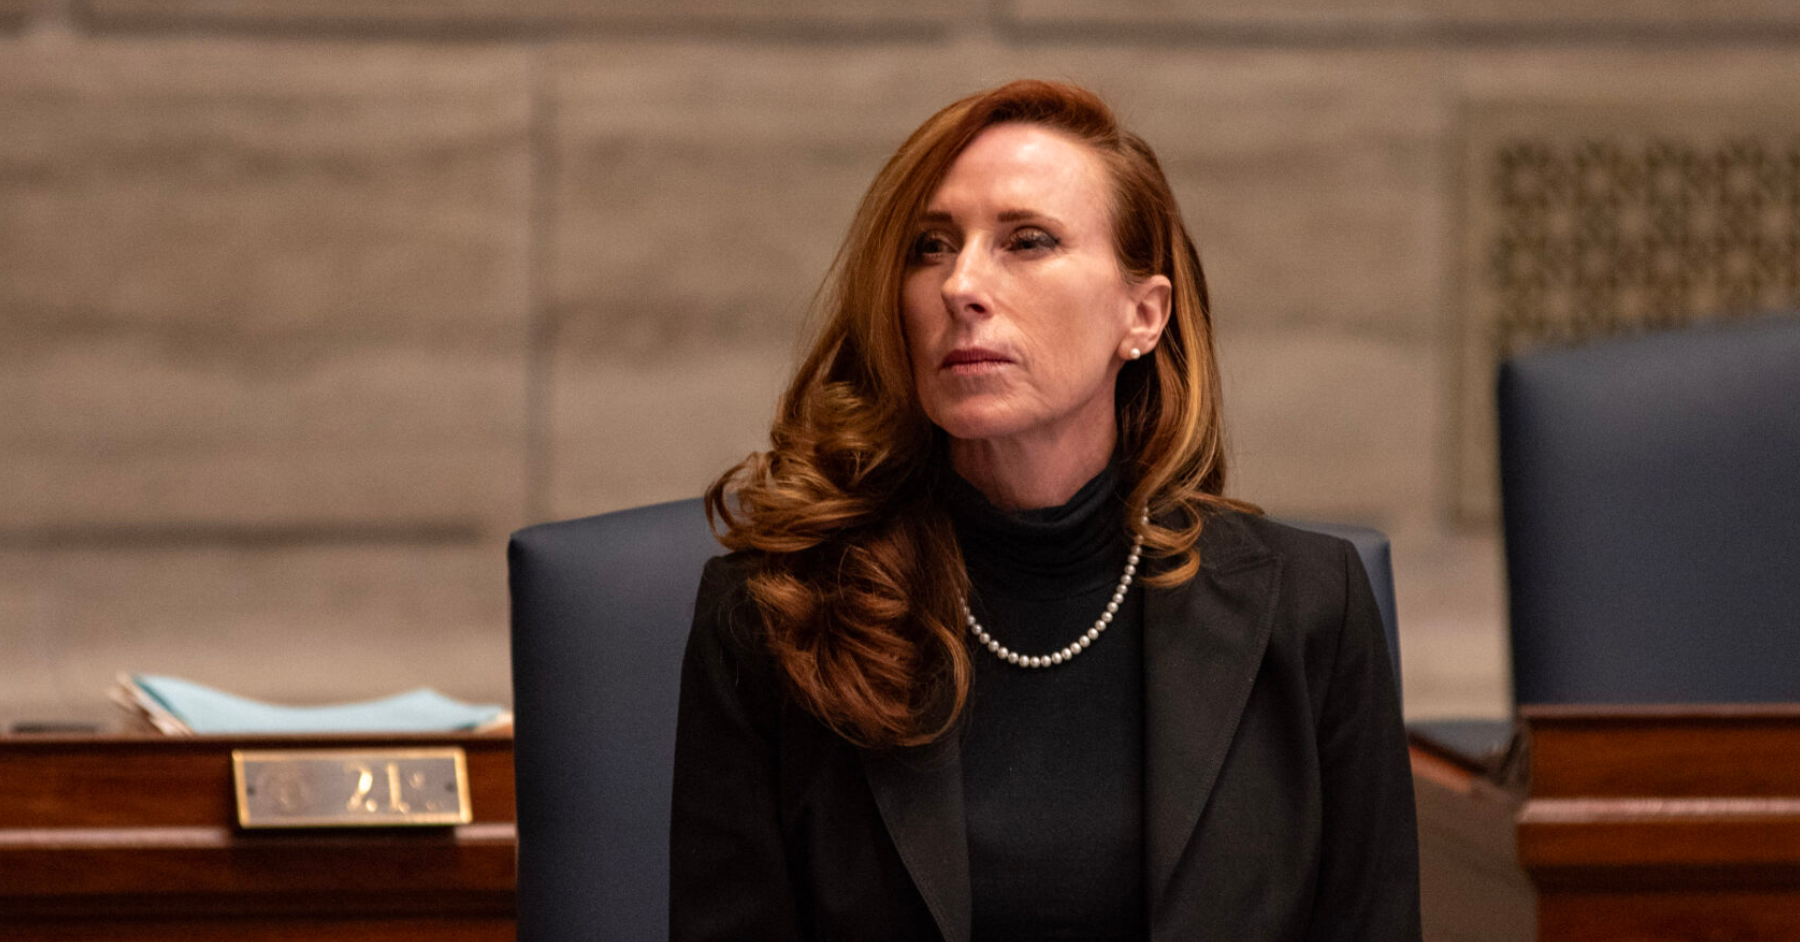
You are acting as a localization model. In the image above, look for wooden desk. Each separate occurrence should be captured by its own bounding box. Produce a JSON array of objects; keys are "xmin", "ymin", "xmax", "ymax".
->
[
  {"xmin": 1411, "ymin": 727, "xmax": 1534, "ymax": 942},
  {"xmin": 1520, "ymin": 705, "xmax": 1800, "ymax": 940},
  {"xmin": 1412, "ymin": 706, "xmax": 1800, "ymax": 942},
  {"xmin": 0, "ymin": 732, "xmax": 516, "ymax": 941},
  {"xmin": 13, "ymin": 712, "xmax": 1797, "ymax": 940}
]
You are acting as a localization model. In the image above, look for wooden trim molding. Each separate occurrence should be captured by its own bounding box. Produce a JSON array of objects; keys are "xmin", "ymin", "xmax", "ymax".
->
[{"xmin": 0, "ymin": 733, "xmax": 516, "ymax": 939}]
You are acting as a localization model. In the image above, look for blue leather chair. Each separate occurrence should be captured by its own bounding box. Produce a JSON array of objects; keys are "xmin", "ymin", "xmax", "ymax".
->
[
  {"xmin": 1499, "ymin": 311, "xmax": 1800, "ymax": 704},
  {"xmin": 509, "ymin": 499, "xmax": 1401, "ymax": 942}
]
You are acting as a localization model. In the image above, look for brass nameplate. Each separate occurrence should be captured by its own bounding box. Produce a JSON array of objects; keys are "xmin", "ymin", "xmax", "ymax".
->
[{"xmin": 232, "ymin": 747, "xmax": 472, "ymax": 829}]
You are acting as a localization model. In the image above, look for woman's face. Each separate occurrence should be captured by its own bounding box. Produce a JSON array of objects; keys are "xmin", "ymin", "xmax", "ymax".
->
[{"xmin": 901, "ymin": 123, "xmax": 1168, "ymax": 461}]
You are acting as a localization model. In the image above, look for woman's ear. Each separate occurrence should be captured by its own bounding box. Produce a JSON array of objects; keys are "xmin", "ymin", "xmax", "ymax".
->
[{"xmin": 1121, "ymin": 274, "xmax": 1172, "ymax": 359}]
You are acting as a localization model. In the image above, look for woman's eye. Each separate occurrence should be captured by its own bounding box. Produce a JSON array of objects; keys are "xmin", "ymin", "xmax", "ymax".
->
[
  {"xmin": 1010, "ymin": 228, "xmax": 1059, "ymax": 252},
  {"xmin": 911, "ymin": 232, "xmax": 955, "ymax": 261}
]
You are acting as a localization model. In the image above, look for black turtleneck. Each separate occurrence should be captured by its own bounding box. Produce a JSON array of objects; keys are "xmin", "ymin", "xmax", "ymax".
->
[{"xmin": 944, "ymin": 462, "xmax": 1147, "ymax": 942}]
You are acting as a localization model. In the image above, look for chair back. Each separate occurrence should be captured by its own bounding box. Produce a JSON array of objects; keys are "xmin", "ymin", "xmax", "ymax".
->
[
  {"xmin": 1499, "ymin": 312, "xmax": 1800, "ymax": 704},
  {"xmin": 509, "ymin": 500, "xmax": 721, "ymax": 942},
  {"xmin": 509, "ymin": 499, "xmax": 1401, "ymax": 942}
]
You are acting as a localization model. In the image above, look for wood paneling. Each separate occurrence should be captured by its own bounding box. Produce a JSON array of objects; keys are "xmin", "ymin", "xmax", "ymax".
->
[
  {"xmin": 1517, "ymin": 706, "xmax": 1800, "ymax": 940},
  {"xmin": 0, "ymin": 917, "xmax": 514, "ymax": 942},
  {"xmin": 0, "ymin": 734, "xmax": 514, "ymax": 939},
  {"xmin": 1538, "ymin": 892, "xmax": 1800, "ymax": 941},
  {"xmin": 1523, "ymin": 704, "xmax": 1800, "ymax": 799},
  {"xmin": 1411, "ymin": 744, "xmax": 1536, "ymax": 942},
  {"xmin": 0, "ymin": 733, "xmax": 514, "ymax": 828}
]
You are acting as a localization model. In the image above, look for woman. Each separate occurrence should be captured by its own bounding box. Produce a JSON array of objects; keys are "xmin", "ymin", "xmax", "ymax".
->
[{"xmin": 672, "ymin": 79, "xmax": 1419, "ymax": 941}]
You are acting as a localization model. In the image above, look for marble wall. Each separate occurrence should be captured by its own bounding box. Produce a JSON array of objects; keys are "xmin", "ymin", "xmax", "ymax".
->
[{"xmin": 3, "ymin": 0, "xmax": 1795, "ymax": 725}]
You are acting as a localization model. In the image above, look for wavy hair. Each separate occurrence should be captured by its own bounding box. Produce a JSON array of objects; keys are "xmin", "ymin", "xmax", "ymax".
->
[{"xmin": 706, "ymin": 79, "xmax": 1254, "ymax": 748}]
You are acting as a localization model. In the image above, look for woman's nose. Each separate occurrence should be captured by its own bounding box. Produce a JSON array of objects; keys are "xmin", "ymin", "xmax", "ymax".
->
[{"xmin": 942, "ymin": 246, "xmax": 992, "ymax": 318}]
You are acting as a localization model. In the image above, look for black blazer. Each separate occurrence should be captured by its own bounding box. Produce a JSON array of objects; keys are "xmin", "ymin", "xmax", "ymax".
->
[{"xmin": 670, "ymin": 510, "xmax": 1421, "ymax": 941}]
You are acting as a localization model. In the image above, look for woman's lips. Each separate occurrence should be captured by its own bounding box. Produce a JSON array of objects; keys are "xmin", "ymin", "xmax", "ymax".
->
[{"xmin": 941, "ymin": 347, "xmax": 1012, "ymax": 373}]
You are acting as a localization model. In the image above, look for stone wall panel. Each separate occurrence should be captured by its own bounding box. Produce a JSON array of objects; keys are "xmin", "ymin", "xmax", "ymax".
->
[
  {"xmin": 1025, "ymin": 49, "xmax": 1449, "ymax": 339},
  {"xmin": 1012, "ymin": 0, "xmax": 1428, "ymax": 30},
  {"xmin": 1454, "ymin": 47, "xmax": 1800, "ymax": 101},
  {"xmin": 1439, "ymin": 0, "xmax": 1800, "ymax": 29},
  {"xmin": 0, "ymin": 40, "xmax": 532, "ymax": 343},
  {"xmin": 546, "ymin": 43, "xmax": 1449, "ymax": 518},
  {"xmin": 0, "ymin": 543, "xmax": 510, "ymax": 727},
  {"xmin": 544, "ymin": 44, "xmax": 994, "ymax": 517},
  {"xmin": 0, "ymin": 339, "xmax": 525, "ymax": 531},
  {"xmin": 1013, "ymin": 0, "xmax": 1800, "ymax": 31},
  {"xmin": 0, "ymin": 40, "xmax": 532, "ymax": 533},
  {"xmin": 1216, "ymin": 326, "xmax": 1440, "ymax": 527},
  {"xmin": 81, "ymin": 0, "xmax": 962, "ymax": 32},
  {"xmin": 1390, "ymin": 530, "xmax": 1509, "ymax": 720},
  {"xmin": 548, "ymin": 43, "xmax": 991, "ymax": 357},
  {"xmin": 16, "ymin": 27, "xmax": 1780, "ymax": 727},
  {"xmin": 546, "ymin": 344, "xmax": 791, "ymax": 520},
  {"xmin": 0, "ymin": 1, "xmax": 30, "ymax": 30},
  {"xmin": 552, "ymin": 45, "xmax": 1447, "ymax": 346}
]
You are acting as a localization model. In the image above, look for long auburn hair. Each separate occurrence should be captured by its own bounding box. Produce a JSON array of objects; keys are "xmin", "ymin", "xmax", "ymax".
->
[{"xmin": 706, "ymin": 79, "xmax": 1254, "ymax": 749}]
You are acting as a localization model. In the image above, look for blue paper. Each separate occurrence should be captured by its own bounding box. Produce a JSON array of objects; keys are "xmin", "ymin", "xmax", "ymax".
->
[{"xmin": 131, "ymin": 674, "xmax": 506, "ymax": 734}]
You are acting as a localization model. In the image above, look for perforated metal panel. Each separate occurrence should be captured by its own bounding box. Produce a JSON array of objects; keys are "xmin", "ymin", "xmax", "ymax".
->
[{"xmin": 1456, "ymin": 100, "xmax": 1800, "ymax": 522}]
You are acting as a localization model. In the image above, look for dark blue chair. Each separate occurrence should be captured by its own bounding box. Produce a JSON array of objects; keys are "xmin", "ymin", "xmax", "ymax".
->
[
  {"xmin": 509, "ymin": 499, "xmax": 1401, "ymax": 942},
  {"xmin": 509, "ymin": 500, "xmax": 715, "ymax": 942},
  {"xmin": 1499, "ymin": 311, "xmax": 1800, "ymax": 704}
]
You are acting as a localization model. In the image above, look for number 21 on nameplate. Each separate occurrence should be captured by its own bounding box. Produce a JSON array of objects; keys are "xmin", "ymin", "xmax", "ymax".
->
[{"xmin": 232, "ymin": 748, "xmax": 472, "ymax": 828}]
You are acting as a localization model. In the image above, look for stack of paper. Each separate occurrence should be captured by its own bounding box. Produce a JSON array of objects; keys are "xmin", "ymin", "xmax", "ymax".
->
[{"xmin": 112, "ymin": 674, "xmax": 511, "ymax": 735}]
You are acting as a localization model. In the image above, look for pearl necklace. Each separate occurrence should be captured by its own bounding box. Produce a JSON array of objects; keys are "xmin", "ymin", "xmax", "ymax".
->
[{"xmin": 960, "ymin": 512, "xmax": 1148, "ymax": 669}]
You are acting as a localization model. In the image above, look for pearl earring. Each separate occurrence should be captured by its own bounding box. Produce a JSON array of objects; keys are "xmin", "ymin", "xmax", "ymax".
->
[{"xmin": 1129, "ymin": 347, "xmax": 1142, "ymax": 360}]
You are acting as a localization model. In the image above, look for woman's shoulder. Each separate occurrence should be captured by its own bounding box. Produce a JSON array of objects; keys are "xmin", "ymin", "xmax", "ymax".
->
[
  {"xmin": 696, "ymin": 548, "xmax": 758, "ymax": 594},
  {"xmin": 1193, "ymin": 508, "xmax": 1373, "ymax": 636},
  {"xmin": 692, "ymin": 550, "xmax": 767, "ymax": 645},
  {"xmin": 1198, "ymin": 509, "xmax": 1393, "ymax": 706},
  {"xmin": 1195, "ymin": 507, "xmax": 1357, "ymax": 576},
  {"xmin": 683, "ymin": 551, "xmax": 791, "ymax": 720}
]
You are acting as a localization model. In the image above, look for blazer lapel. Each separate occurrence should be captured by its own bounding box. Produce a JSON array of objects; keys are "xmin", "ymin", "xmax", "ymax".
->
[
  {"xmin": 1142, "ymin": 515, "xmax": 1280, "ymax": 912},
  {"xmin": 862, "ymin": 731, "xmax": 971, "ymax": 942}
]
